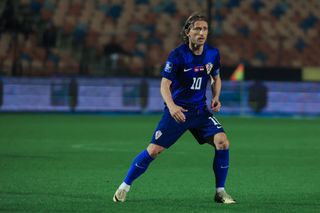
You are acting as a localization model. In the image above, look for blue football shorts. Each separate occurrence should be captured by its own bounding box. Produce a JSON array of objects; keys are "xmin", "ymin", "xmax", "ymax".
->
[{"xmin": 150, "ymin": 106, "xmax": 225, "ymax": 148}]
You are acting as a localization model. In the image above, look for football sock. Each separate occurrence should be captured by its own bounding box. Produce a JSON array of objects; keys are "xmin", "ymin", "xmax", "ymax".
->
[
  {"xmin": 124, "ymin": 150, "xmax": 154, "ymax": 185},
  {"xmin": 216, "ymin": 187, "xmax": 225, "ymax": 193},
  {"xmin": 119, "ymin": 182, "xmax": 130, "ymax": 192},
  {"xmin": 213, "ymin": 149, "xmax": 229, "ymax": 188}
]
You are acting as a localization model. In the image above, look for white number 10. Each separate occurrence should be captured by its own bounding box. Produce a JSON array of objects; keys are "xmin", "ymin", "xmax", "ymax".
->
[{"xmin": 191, "ymin": 77, "xmax": 202, "ymax": 90}]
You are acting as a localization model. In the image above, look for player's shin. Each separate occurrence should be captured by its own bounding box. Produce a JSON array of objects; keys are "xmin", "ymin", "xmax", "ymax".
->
[
  {"xmin": 123, "ymin": 149, "xmax": 154, "ymax": 186},
  {"xmin": 213, "ymin": 149, "xmax": 229, "ymax": 190}
]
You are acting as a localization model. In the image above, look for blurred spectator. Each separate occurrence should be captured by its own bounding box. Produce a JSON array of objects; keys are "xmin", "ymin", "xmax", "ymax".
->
[
  {"xmin": 30, "ymin": 0, "xmax": 43, "ymax": 14},
  {"xmin": 41, "ymin": 23, "xmax": 57, "ymax": 56},
  {"xmin": 248, "ymin": 80, "xmax": 268, "ymax": 113},
  {"xmin": 20, "ymin": 32, "xmax": 38, "ymax": 75},
  {"xmin": 0, "ymin": 0, "xmax": 20, "ymax": 33},
  {"xmin": 108, "ymin": 4, "xmax": 123, "ymax": 20},
  {"xmin": 104, "ymin": 35, "xmax": 131, "ymax": 75},
  {"xmin": 73, "ymin": 22, "xmax": 88, "ymax": 47},
  {"xmin": 251, "ymin": 0, "xmax": 265, "ymax": 13},
  {"xmin": 46, "ymin": 49, "xmax": 61, "ymax": 75},
  {"xmin": 104, "ymin": 35, "xmax": 129, "ymax": 56}
]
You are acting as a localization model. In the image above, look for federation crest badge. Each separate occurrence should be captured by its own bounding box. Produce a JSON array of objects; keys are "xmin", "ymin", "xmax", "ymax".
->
[
  {"xmin": 164, "ymin": 61, "xmax": 173, "ymax": 73},
  {"xmin": 155, "ymin": 130, "xmax": 162, "ymax": 140},
  {"xmin": 206, "ymin": 63, "xmax": 213, "ymax": 74}
]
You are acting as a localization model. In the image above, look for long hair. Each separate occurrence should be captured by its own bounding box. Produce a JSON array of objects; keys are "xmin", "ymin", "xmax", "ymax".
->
[{"xmin": 181, "ymin": 12, "xmax": 208, "ymax": 44}]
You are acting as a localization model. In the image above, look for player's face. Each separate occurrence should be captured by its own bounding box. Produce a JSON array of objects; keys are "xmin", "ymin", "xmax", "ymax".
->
[{"xmin": 187, "ymin": 20, "xmax": 208, "ymax": 46}]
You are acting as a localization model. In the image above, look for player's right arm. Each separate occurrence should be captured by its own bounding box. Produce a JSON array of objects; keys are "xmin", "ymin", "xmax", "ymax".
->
[{"xmin": 160, "ymin": 77, "xmax": 188, "ymax": 123}]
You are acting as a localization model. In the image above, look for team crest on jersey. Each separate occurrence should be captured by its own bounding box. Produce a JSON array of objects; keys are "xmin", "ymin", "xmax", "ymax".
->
[
  {"xmin": 206, "ymin": 63, "xmax": 213, "ymax": 74},
  {"xmin": 155, "ymin": 130, "xmax": 162, "ymax": 140},
  {"xmin": 164, "ymin": 61, "xmax": 173, "ymax": 73}
]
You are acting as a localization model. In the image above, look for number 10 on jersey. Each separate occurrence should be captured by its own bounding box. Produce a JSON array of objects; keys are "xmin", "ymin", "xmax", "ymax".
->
[{"xmin": 191, "ymin": 77, "xmax": 202, "ymax": 90}]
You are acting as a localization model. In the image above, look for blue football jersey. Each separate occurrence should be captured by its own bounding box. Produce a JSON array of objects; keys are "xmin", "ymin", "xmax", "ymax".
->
[{"xmin": 161, "ymin": 43, "xmax": 221, "ymax": 109}]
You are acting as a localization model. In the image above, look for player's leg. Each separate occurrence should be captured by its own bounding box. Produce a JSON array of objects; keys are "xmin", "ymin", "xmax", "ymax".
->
[
  {"xmin": 114, "ymin": 107, "xmax": 187, "ymax": 202},
  {"xmin": 190, "ymin": 113, "xmax": 236, "ymax": 204},
  {"xmin": 211, "ymin": 132, "xmax": 235, "ymax": 203},
  {"xmin": 123, "ymin": 143, "xmax": 165, "ymax": 186},
  {"xmin": 212, "ymin": 132, "xmax": 229, "ymax": 192},
  {"xmin": 113, "ymin": 144, "xmax": 165, "ymax": 202}
]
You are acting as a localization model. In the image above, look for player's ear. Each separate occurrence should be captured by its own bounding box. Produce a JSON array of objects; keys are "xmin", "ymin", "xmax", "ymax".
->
[{"xmin": 185, "ymin": 28, "xmax": 190, "ymax": 37}]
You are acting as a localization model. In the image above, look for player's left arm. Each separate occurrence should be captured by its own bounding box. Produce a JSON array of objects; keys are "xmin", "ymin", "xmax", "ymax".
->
[{"xmin": 210, "ymin": 74, "xmax": 221, "ymax": 112}]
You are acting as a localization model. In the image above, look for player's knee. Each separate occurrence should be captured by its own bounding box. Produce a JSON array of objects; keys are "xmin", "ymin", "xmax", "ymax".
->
[
  {"xmin": 147, "ymin": 144, "xmax": 165, "ymax": 158},
  {"xmin": 214, "ymin": 133, "xmax": 230, "ymax": 150}
]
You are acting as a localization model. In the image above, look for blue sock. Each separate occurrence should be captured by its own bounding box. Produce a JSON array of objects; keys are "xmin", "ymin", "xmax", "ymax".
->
[
  {"xmin": 124, "ymin": 150, "xmax": 154, "ymax": 185},
  {"xmin": 213, "ymin": 149, "xmax": 229, "ymax": 188}
]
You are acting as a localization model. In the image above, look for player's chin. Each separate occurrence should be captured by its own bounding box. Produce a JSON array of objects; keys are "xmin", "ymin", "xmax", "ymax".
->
[
  {"xmin": 197, "ymin": 38, "xmax": 206, "ymax": 43},
  {"xmin": 197, "ymin": 40, "xmax": 206, "ymax": 45}
]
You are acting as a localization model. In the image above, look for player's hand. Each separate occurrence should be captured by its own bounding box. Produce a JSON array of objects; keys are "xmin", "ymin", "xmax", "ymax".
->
[
  {"xmin": 168, "ymin": 104, "xmax": 188, "ymax": 123},
  {"xmin": 211, "ymin": 97, "xmax": 221, "ymax": 112}
]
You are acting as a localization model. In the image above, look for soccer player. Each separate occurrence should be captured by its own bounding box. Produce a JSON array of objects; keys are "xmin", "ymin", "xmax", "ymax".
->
[{"xmin": 113, "ymin": 13, "xmax": 236, "ymax": 204}]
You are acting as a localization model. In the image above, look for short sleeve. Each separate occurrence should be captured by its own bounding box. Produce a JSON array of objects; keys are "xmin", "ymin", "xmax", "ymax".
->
[
  {"xmin": 210, "ymin": 50, "xmax": 221, "ymax": 77},
  {"xmin": 161, "ymin": 50, "xmax": 179, "ymax": 81}
]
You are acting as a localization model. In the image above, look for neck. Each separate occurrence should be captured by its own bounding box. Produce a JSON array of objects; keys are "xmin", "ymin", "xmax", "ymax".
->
[{"xmin": 189, "ymin": 42, "xmax": 204, "ymax": 55}]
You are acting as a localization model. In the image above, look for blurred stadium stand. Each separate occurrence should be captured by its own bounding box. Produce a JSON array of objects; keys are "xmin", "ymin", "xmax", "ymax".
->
[
  {"xmin": 0, "ymin": 0, "xmax": 319, "ymax": 78},
  {"xmin": 0, "ymin": 0, "xmax": 319, "ymax": 115}
]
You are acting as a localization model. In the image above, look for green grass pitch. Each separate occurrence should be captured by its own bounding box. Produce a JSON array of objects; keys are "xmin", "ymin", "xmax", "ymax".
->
[{"xmin": 0, "ymin": 114, "xmax": 320, "ymax": 212}]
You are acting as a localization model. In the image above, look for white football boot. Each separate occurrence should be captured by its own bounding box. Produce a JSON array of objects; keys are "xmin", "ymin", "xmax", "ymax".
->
[
  {"xmin": 113, "ymin": 188, "xmax": 128, "ymax": 202},
  {"xmin": 214, "ymin": 190, "xmax": 236, "ymax": 204}
]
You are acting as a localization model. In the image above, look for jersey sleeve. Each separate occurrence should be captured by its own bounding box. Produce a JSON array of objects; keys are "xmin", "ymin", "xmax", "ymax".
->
[
  {"xmin": 210, "ymin": 50, "xmax": 221, "ymax": 77},
  {"xmin": 161, "ymin": 50, "xmax": 179, "ymax": 81}
]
